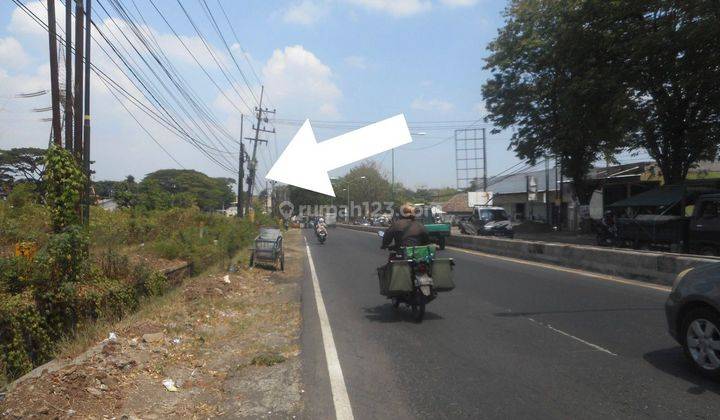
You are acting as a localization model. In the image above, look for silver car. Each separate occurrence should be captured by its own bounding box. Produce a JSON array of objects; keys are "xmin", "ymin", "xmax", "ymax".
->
[{"xmin": 666, "ymin": 263, "xmax": 720, "ymax": 377}]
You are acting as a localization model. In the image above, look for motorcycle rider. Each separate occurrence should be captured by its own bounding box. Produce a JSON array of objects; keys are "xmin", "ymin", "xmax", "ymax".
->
[
  {"xmin": 315, "ymin": 217, "xmax": 328, "ymax": 238},
  {"xmin": 381, "ymin": 203, "xmax": 431, "ymax": 250}
]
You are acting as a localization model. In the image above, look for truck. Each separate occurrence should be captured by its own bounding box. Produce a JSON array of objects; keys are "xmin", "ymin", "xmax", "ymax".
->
[
  {"xmin": 610, "ymin": 186, "xmax": 720, "ymax": 255},
  {"xmin": 458, "ymin": 206, "xmax": 514, "ymax": 238},
  {"xmin": 414, "ymin": 205, "xmax": 451, "ymax": 250}
]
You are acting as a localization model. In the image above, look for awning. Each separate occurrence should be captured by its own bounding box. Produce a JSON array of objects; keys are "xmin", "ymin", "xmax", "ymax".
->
[{"xmin": 608, "ymin": 185, "xmax": 684, "ymax": 208}]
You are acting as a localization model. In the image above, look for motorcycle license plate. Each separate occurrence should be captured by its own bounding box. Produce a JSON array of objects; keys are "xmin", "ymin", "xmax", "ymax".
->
[{"xmin": 417, "ymin": 274, "xmax": 433, "ymax": 287}]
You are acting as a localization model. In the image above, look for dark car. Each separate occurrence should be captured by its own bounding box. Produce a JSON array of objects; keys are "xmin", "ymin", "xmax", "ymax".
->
[
  {"xmin": 469, "ymin": 207, "xmax": 514, "ymax": 238},
  {"xmin": 665, "ymin": 263, "xmax": 720, "ymax": 377}
]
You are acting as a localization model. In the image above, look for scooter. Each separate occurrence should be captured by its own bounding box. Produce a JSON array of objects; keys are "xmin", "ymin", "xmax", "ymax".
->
[
  {"xmin": 377, "ymin": 231, "xmax": 438, "ymax": 322},
  {"xmin": 316, "ymin": 228, "xmax": 327, "ymax": 244}
]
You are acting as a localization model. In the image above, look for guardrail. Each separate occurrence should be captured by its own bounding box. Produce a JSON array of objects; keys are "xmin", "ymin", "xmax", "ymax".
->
[{"xmin": 338, "ymin": 224, "xmax": 717, "ymax": 286}]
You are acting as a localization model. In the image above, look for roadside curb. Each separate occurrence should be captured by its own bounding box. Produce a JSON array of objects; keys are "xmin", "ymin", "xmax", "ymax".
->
[{"xmin": 337, "ymin": 224, "xmax": 718, "ymax": 286}]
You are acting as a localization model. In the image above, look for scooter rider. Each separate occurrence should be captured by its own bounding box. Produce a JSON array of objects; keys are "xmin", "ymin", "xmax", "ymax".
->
[
  {"xmin": 381, "ymin": 203, "xmax": 431, "ymax": 250},
  {"xmin": 315, "ymin": 217, "xmax": 328, "ymax": 236}
]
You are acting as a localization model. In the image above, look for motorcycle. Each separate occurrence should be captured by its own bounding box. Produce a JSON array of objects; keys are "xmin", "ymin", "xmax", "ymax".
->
[
  {"xmin": 316, "ymin": 226, "xmax": 327, "ymax": 244},
  {"xmin": 596, "ymin": 213, "xmax": 618, "ymax": 247},
  {"xmin": 377, "ymin": 231, "xmax": 455, "ymax": 322}
]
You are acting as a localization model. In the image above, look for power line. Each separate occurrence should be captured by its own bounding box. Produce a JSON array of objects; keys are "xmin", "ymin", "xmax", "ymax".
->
[{"xmin": 18, "ymin": 0, "xmax": 237, "ymax": 174}]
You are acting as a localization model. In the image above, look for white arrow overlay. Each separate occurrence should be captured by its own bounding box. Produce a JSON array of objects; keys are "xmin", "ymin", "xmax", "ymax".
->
[{"xmin": 266, "ymin": 114, "xmax": 412, "ymax": 196}]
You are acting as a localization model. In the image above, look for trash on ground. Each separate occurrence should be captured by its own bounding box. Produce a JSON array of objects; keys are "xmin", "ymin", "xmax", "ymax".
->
[
  {"xmin": 222, "ymin": 274, "xmax": 231, "ymax": 284},
  {"xmin": 162, "ymin": 379, "xmax": 179, "ymax": 392},
  {"xmin": 108, "ymin": 332, "xmax": 118, "ymax": 342}
]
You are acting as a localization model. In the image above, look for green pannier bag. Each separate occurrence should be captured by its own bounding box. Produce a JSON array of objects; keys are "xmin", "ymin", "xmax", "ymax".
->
[
  {"xmin": 431, "ymin": 258, "xmax": 455, "ymax": 292},
  {"xmin": 403, "ymin": 245, "xmax": 435, "ymax": 261},
  {"xmin": 377, "ymin": 261, "xmax": 413, "ymax": 296}
]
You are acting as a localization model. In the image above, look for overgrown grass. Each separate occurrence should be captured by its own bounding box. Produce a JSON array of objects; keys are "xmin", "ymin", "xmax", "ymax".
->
[{"xmin": 0, "ymin": 201, "xmax": 273, "ymax": 385}]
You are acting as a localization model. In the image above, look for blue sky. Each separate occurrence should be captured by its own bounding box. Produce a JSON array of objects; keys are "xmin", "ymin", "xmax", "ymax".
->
[{"xmin": 0, "ymin": 0, "xmax": 526, "ymax": 190}]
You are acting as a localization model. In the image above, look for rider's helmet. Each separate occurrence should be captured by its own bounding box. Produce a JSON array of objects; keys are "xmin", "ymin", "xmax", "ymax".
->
[
  {"xmin": 318, "ymin": 217, "xmax": 325, "ymax": 224},
  {"xmin": 399, "ymin": 203, "xmax": 416, "ymax": 219}
]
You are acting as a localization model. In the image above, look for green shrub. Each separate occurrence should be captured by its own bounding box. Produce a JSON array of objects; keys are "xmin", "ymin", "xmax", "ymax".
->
[
  {"xmin": 0, "ymin": 257, "xmax": 33, "ymax": 294},
  {"xmin": 7, "ymin": 183, "xmax": 39, "ymax": 208},
  {"xmin": 98, "ymin": 248, "xmax": 130, "ymax": 279},
  {"xmin": 74, "ymin": 277, "xmax": 138, "ymax": 321},
  {"xmin": 145, "ymin": 272, "xmax": 168, "ymax": 297},
  {"xmin": 0, "ymin": 292, "xmax": 53, "ymax": 380}
]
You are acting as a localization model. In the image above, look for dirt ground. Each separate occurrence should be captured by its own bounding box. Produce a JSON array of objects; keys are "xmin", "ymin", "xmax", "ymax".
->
[{"xmin": 0, "ymin": 230, "xmax": 305, "ymax": 419}]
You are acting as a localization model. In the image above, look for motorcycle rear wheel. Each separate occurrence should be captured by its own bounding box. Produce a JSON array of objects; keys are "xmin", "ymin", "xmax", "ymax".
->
[{"xmin": 411, "ymin": 292, "xmax": 426, "ymax": 322}]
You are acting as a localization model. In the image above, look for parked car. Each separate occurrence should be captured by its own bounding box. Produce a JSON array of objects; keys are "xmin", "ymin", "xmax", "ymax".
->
[
  {"xmin": 666, "ymin": 263, "xmax": 720, "ymax": 377},
  {"xmin": 613, "ymin": 188, "xmax": 720, "ymax": 255}
]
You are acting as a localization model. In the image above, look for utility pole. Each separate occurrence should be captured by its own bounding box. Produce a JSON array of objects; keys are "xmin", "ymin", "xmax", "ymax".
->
[
  {"xmin": 81, "ymin": 0, "xmax": 92, "ymax": 226},
  {"xmin": 64, "ymin": 0, "xmax": 73, "ymax": 152},
  {"xmin": 558, "ymin": 156, "xmax": 563, "ymax": 231},
  {"xmin": 391, "ymin": 148, "xmax": 395, "ymax": 204},
  {"xmin": 545, "ymin": 157, "xmax": 550, "ymax": 224},
  {"xmin": 47, "ymin": 0, "xmax": 62, "ymax": 146},
  {"xmin": 244, "ymin": 85, "xmax": 275, "ymax": 216},
  {"xmin": 237, "ymin": 116, "xmax": 245, "ymax": 218},
  {"xmin": 73, "ymin": 0, "xmax": 84, "ymax": 161}
]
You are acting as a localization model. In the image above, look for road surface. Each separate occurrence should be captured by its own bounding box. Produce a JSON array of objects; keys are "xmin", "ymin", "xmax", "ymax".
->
[{"xmin": 300, "ymin": 227, "xmax": 720, "ymax": 419}]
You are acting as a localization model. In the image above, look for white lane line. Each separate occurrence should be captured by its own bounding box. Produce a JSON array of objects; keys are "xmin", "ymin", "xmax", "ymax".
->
[
  {"xmin": 304, "ymin": 237, "xmax": 355, "ymax": 420},
  {"xmin": 340, "ymin": 227, "xmax": 671, "ymax": 293},
  {"xmin": 528, "ymin": 318, "xmax": 617, "ymax": 356}
]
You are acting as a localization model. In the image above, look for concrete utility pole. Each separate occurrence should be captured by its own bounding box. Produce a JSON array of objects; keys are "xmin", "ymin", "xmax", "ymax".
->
[
  {"xmin": 47, "ymin": 0, "xmax": 62, "ymax": 146},
  {"xmin": 64, "ymin": 0, "xmax": 73, "ymax": 151},
  {"xmin": 237, "ymin": 114, "xmax": 244, "ymax": 218},
  {"xmin": 81, "ymin": 0, "xmax": 92, "ymax": 226},
  {"xmin": 73, "ymin": 0, "xmax": 84, "ymax": 161},
  {"xmin": 244, "ymin": 85, "xmax": 275, "ymax": 216},
  {"xmin": 545, "ymin": 157, "xmax": 550, "ymax": 224}
]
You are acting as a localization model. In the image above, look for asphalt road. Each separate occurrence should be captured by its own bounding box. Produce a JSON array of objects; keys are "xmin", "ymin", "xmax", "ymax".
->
[{"xmin": 300, "ymin": 227, "xmax": 720, "ymax": 420}]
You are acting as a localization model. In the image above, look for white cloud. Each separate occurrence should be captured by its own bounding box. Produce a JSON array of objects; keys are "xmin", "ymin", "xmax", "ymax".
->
[
  {"xmin": 473, "ymin": 101, "xmax": 487, "ymax": 116},
  {"xmin": 411, "ymin": 98, "xmax": 455, "ymax": 113},
  {"xmin": 282, "ymin": 1, "xmax": 328, "ymax": 25},
  {"xmin": 344, "ymin": 55, "xmax": 367, "ymax": 70},
  {"xmin": 439, "ymin": 0, "xmax": 479, "ymax": 7},
  {"xmin": 344, "ymin": 0, "xmax": 432, "ymax": 17},
  {"xmin": 261, "ymin": 45, "xmax": 341, "ymax": 118},
  {"xmin": 0, "ymin": 37, "xmax": 31, "ymax": 70}
]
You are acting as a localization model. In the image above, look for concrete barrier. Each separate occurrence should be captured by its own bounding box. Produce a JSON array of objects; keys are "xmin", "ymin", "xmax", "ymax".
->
[{"xmin": 338, "ymin": 224, "xmax": 717, "ymax": 286}]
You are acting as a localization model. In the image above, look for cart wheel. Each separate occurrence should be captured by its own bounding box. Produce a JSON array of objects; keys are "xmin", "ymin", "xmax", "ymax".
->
[{"xmin": 249, "ymin": 253, "xmax": 255, "ymax": 268}]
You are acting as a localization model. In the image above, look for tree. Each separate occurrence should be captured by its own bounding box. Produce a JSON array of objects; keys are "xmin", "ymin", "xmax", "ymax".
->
[
  {"xmin": 610, "ymin": 0, "xmax": 720, "ymax": 184},
  {"xmin": 139, "ymin": 169, "xmax": 235, "ymax": 211},
  {"xmin": 0, "ymin": 147, "xmax": 46, "ymax": 185},
  {"xmin": 339, "ymin": 161, "xmax": 392, "ymax": 214},
  {"xmin": 482, "ymin": 0, "xmax": 635, "ymax": 203}
]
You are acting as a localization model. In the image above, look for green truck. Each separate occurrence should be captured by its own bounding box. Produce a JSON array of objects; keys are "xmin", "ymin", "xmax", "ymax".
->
[{"xmin": 416, "ymin": 205, "xmax": 451, "ymax": 250}]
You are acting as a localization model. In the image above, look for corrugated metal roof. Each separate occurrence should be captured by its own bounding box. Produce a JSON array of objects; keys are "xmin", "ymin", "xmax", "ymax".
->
[{"xmin": 487, "ymin": 168, "xmax": 559, "ymax": 195}]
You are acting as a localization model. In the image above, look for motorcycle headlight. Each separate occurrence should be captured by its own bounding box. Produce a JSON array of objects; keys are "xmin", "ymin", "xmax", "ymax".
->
[{"xmin": 672, "ymin": 268, "xmax": 694, "ymax": 291}]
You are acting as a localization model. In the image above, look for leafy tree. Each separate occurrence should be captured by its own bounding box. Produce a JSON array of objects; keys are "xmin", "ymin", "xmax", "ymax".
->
[
  {"xmin": 0, "ymin": 148, "xmax": 46, "ymax": 191},
  {"xmin": 114, "ymin": 176, "xmax": 139, "ymax": 208},
  {"xmin": 609, "ymin": 0, "xmax": 720, "ymax": 184},
  {"xmin": 93, "ymin": 180, "xmax": 121, "ymax": 199},
  {"xmin": 483, "ymin": 0, "xmax": 635, "ymax": 203},
  {"xmin": 139, "ymin": 169, "xmax": 235, "ymax": 211}
]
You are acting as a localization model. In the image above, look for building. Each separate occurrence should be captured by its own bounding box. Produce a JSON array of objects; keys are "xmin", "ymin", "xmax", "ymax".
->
[{"xmin": 441, "ymin": 193, "xmax": 474, "ymax": 223}]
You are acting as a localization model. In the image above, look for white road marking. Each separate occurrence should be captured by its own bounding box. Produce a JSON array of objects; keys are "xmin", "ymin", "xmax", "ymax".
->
[
  {"xmin": 339, "ymin": 227, "xmax": 671, "ymax": 293},
  {"xmin": 528, "ymin": 318, "xmax": 617, "ymax": 356},
  {"xmin": 304, "ymin": 237, "xmax": 355, "ymax": 420}
]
